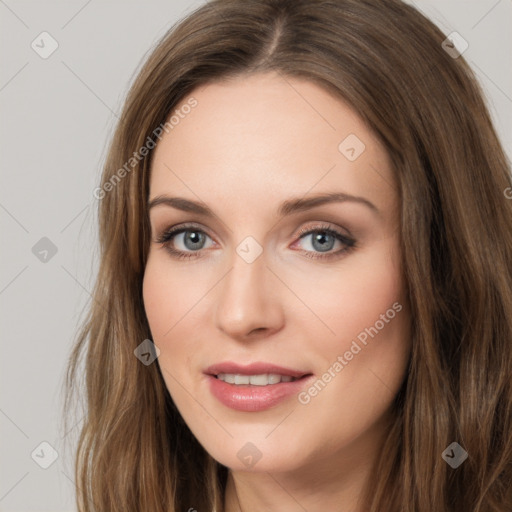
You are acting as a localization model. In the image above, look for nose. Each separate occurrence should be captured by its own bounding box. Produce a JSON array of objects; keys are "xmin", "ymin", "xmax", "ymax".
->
[{"xmin": 214, "ymin": 248, "xmax": 285, "ymax": 340}]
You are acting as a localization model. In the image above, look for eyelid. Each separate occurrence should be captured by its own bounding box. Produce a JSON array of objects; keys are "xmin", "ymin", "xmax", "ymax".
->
[{"xmin": 294, "ymin": 221, "xmax": 353, "ymax": 241}]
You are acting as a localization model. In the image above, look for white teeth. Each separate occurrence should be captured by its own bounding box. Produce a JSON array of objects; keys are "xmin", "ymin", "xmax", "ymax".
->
[
  {"xmin": 234, "ymin": 374, "xmax": 250, "ymax": 385},
  {"xmin": 223, "ymin": 373, "xmax": 236, "ymax": 384},
  {"xmin": 217, "ymin": 373, "xmax": 297, "ymax": 385},
  {"xmin": 248, "ymin": 374, "xmax": 268, "ymax": 385},
  {"xmin": 267, "ymin": 374, "xmax": 282, "ymax": 384}
]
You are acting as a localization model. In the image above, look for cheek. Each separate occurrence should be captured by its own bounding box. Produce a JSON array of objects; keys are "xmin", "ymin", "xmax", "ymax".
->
[
  {"xmin": 292, "ymin": 236, "xmax": 410, "ymax": 405},
  {"xmin": 290, "ymin": 236, "xmax": 405, "ymax": 350},
  {"xmin": 142, "ymin": 251, "xmax": 214, "ymax": 387},
  {"xmin": 142, "ymin": 252, "xmax": 205, "ymax": 338}
]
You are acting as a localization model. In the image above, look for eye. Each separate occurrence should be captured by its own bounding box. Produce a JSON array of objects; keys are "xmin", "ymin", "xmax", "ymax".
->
[
  {"xmin": 154, "ymin": 223, "xmax": 214, "ymax": 260},
  {"xmin": 292, "ymin": 223, "xmax": 356, "ymax": 260}
]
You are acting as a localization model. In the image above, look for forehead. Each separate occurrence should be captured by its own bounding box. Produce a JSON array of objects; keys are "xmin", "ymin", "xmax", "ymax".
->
[{"xmin": 149, "ymin": 72, "xmax": 396, "ymax": 214}]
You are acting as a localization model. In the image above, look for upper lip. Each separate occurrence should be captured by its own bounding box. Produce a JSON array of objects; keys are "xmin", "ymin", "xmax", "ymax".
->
[{"xmin": 205, "ymin": 362, "xmax": 311, "ymax": 379}]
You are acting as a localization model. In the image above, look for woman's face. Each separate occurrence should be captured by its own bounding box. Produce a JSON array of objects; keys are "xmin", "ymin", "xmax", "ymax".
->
[{"xmin": 143, "ymin": 72, "xmax": 411, "ymax": 475}]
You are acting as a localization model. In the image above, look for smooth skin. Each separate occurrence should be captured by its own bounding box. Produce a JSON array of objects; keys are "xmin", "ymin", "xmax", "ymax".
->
[{"xmin": 143, "ymin": 72, "xmax": 412, "ymax": 512}]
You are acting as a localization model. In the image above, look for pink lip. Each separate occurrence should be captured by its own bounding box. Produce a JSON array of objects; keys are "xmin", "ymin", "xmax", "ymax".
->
[{"xmin": 204, "ymin": 361, "xmax": 314, "ymax": 412}]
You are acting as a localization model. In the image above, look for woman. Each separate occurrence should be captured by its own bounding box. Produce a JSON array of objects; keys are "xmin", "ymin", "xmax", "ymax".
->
[{"xmin": 64, "ymin": 0, "xmax": 512, "ymax": 510}]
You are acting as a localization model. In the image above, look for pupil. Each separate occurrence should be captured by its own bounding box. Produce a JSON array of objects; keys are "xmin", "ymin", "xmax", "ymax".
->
[
  {"xmin": 312, "ymin": 232, "xmax": 334, "ymax": 252},
  {"xmin": 185, "ymin": 231, "xmax": 204, "ymax": 249}
]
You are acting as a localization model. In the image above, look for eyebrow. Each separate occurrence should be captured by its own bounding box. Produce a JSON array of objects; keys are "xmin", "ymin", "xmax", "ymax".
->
[{"xmin": 148, "ymin": 192, "xmax": 380, "ymax": 217}]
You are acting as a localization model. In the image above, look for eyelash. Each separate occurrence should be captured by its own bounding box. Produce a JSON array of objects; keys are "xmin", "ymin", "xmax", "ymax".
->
[{"xmin": 154, "ymin": 222, "xmax": 357, "ymax": 261}]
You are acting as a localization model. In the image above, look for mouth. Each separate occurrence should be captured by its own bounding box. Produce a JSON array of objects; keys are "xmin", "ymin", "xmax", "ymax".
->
[
  {"xmin": 204, "ymin": 362, "xmax": 315, "ymax": 412},
  {"xmin": 204, "ymin": 361, "xmax": 312, "ymax": 384}
]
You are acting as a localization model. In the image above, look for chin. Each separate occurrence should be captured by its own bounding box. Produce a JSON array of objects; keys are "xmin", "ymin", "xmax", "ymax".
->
[{"xmin": 200, "ymin": 435, "xmax": 308, "ymax": 473}]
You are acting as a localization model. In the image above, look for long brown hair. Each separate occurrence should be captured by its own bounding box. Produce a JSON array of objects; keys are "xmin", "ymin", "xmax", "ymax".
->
[{"xmin": 63, "ymin": 0, "xmax": 512, "ymax": 510}]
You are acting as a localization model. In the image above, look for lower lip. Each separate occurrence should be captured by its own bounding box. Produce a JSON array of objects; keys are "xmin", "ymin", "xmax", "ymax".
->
[{"xmin": 206, "ymin": 374, "xmax": 314, "ymax": 412}]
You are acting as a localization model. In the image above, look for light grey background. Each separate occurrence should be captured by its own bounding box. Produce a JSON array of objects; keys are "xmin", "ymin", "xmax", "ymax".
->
[{"xmin": 1, "ymin": 1, "xmax": 511, "ymax": 511}]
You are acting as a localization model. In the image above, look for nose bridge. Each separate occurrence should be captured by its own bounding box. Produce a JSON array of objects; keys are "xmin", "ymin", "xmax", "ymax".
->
[{"xmin": 214, "ymin": 242, "xmax": 283, "ymax": 338}]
